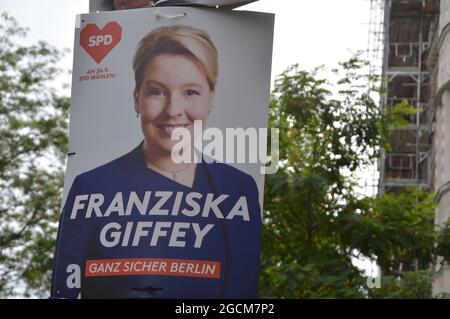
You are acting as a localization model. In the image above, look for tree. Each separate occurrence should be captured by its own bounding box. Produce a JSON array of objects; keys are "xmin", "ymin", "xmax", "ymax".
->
[
  {"xmin": 344, "ymin": 187, "xmax": 438, "ymax": 298},
  {"xmin": 0, "ymin": 12, "xmax": 70, "ymax": 297},
  {"xmin": 259, "ymin": 58, "xmax": 450, "ymax": 298}
]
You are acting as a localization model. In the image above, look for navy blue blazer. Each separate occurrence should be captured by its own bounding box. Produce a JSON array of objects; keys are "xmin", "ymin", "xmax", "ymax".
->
[{"xmin": 51, "ymin": 142, "xmax": 261, "ymax": 299}]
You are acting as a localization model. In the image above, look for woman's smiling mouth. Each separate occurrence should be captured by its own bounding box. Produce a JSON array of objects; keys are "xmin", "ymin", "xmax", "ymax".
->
[{"xmin": 157, "ymin": 123, "xmax": 191, "ymax": 136}]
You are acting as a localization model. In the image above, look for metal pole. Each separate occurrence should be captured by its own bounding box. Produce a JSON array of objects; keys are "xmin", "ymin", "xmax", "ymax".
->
[
  {"xmin": 416, "ymin": 0, "xmax": 425, "ymax": 187},
  {"xmin": 379, "ymin": 0, "xmax": 391, "ymax": 195}
]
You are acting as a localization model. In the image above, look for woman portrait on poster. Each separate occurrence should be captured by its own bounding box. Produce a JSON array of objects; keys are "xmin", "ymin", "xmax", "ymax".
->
[{"xmin": 51, "ymin": 25, "xmax": 262, "ymax": 299}]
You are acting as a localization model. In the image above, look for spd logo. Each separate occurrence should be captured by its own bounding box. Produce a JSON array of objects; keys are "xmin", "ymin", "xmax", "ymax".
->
[{"xmin": 80, "ymin": 22, "xmax": 122, "ymax": 64}]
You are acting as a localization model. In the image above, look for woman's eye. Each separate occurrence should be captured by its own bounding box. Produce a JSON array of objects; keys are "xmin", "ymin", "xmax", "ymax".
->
[
  {"xmin": 186, "ymin": 89, "xmax": 200, "ymax": 96},
  {"xmin": 147, "ymin": 87, "xmax": 166, "ymax": 96}
]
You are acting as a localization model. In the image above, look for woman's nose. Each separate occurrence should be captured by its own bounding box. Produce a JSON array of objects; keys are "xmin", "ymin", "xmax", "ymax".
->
[{"xmin": 165, "ymin": 93, "xmax": 184, "ymax": 118}]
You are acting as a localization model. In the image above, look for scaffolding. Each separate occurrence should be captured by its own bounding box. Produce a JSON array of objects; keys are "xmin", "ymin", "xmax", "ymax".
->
[
  {"xmin": 367, "ymin": 0, "xmax": 386, "ymax": 85},
  {"xmin": 377, "ymin": 0, "xmax": 440, "ymax": 195},
  {"xmin": 365, "ymin": 0, "xmax": 387, "ymax": 197}
]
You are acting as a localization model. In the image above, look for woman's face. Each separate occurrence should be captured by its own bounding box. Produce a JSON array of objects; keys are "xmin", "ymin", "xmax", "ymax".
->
[{"xmin": 134, "ymin": 53, "xmax": 215, "ymax": 155}]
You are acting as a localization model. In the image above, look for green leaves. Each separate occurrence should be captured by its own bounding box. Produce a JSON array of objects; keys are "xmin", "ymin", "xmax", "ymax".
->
[
  {"xmin": 338, "ymin": 187, "xmax": 439, "ymax": 276},
  {"xmin": 0, "ymin": 12, "xmax": 69, "ymax": 297},
  {"xmin": 367, "ymin": 271, "xmax": 434, "ymax": 299},
  {"xmin": 259, "ymin": 56, "xmax": 447, "ymax": 298}
]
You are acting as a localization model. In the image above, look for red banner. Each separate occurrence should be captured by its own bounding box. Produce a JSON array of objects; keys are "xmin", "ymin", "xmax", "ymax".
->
[{"xmin": 85, "ymin": 258, "xmax": 221, "ymax": 279}]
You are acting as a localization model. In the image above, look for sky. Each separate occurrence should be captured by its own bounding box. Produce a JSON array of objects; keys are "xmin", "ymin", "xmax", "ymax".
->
[
  {"xmin": 1, "ymin": 0, "xmax": 372, "ymax": 82},
  {"xmin": 1, "ymin": 0, "xmax": 378, "ymax": 277}
]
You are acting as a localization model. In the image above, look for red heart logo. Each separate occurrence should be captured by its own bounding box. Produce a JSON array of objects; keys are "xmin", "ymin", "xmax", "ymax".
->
[{"xmin": 80, "ymin": 22, "xmax": 122, "ymax": 64}]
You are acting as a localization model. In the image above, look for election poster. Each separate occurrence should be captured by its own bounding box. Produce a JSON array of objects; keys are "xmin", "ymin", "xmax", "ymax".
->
[{"xmin": 51, "ymin": 7, "xmax": 274, "ymax": 298}]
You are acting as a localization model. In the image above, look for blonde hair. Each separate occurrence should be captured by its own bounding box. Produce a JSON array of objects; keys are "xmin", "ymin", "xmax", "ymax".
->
[{"xmin": 133, "ymin": 25, "xmax": 218, "ymax": 91}]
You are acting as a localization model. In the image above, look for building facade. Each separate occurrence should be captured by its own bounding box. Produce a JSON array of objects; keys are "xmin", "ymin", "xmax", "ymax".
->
[
  {"xmin": 379, "ymin": 0, "xmax": 439, "ymax": 196},
  {"xmin": 428, "ymin": 0, "xmax": 450, "ymax": 296},
  {"xmin": 380, "ymin": 0, "xmax": 450, "ymax": 295}
]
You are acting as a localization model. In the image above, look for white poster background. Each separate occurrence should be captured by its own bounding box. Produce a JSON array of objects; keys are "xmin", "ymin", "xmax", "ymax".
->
[{"xmin": 64, "ymin": 7, "xmax": 274, "ymax": 212}]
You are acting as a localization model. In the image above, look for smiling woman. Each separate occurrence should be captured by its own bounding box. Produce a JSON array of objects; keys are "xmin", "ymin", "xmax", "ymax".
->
[
  {"xmin": 51, "ymin": 25, "xmax": 262, "ymax": 299},
  {"xmin": 132, "ymin": 26, "xmax": 217, "ymax": 187}
]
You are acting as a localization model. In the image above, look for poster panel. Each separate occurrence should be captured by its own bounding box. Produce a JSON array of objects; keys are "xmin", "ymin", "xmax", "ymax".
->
[
  {"xmin": 89, "ymin": 1, "xmax": 259, "ymax": 12},
  {"xmin": 51, "ymin": 7, "xmax": 274, "ymax": 298}
]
